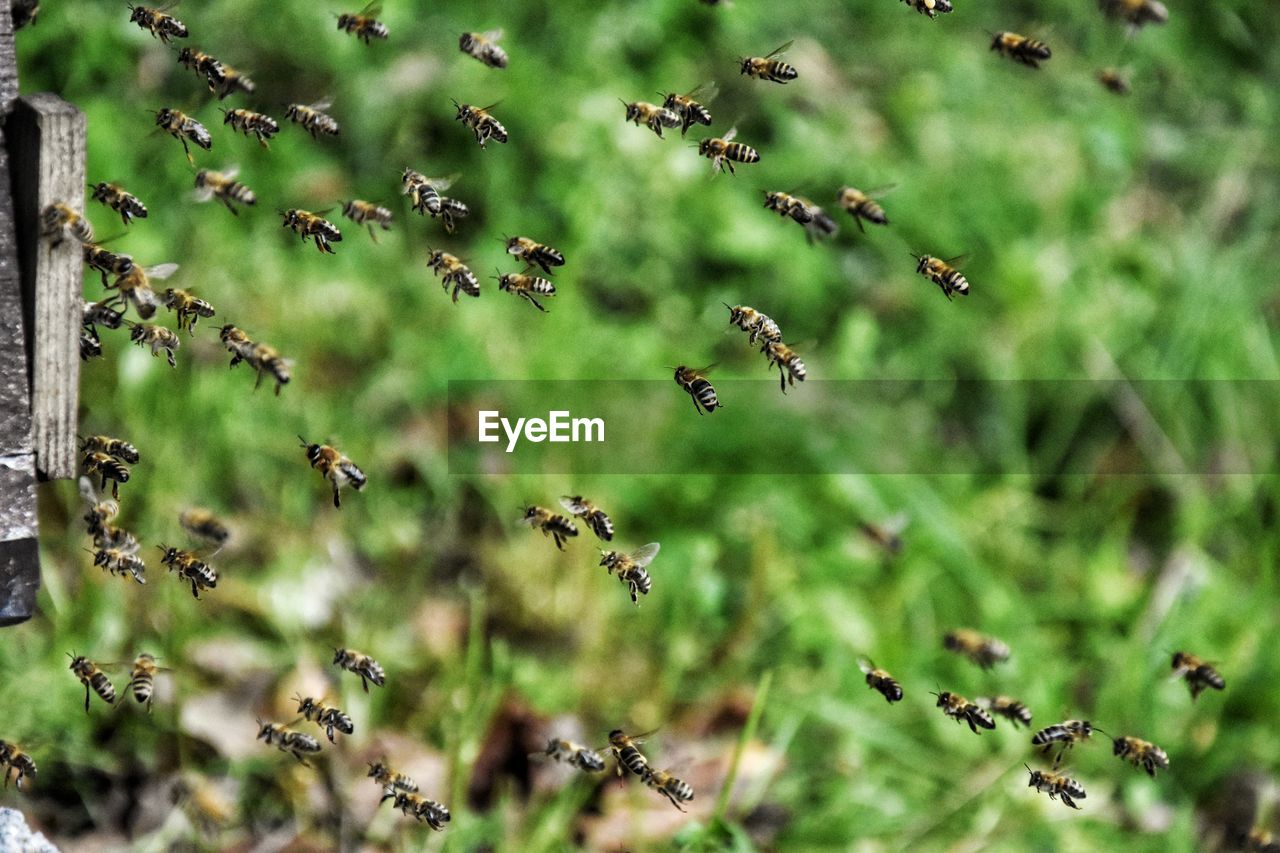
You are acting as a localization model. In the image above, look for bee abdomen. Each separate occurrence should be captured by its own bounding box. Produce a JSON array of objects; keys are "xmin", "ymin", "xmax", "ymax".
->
[
  {"xmin": 616, "ymin": 746, "xmax": 649, "ymax": 777},
  {"xmin": 90, "ymin": 671, "xmax": 116, "ymax": 704},
  {"xmin": 725, "ymin": 142, "xmax": 760, "ymax": 163},
  {"xmin": 691, "ymin": 378, "xmax": 721, "ymax": 411}
]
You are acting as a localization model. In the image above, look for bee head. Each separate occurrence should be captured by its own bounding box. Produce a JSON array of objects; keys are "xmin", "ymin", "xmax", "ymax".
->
[
  {"xmin": 494, "ymin": 271, "xmax": 512, "ymax": 290},
  {"xmin": 1024, "ymin": 764, "xmax": 1037, "ymax": 784},
  {"xmin": 599, "ymin": 550, "xmax": 617, "ymax": 566},
  {"xmin": 367, "ymin": 761, "xmax": 385, "ymax": 778},
  {"xmin": 332, "ymin": 647, "xmax": 347, "ymax": 665},
  {"xmin": 738, "ymin": 57, "xmax": 753, "ymax": 75}
]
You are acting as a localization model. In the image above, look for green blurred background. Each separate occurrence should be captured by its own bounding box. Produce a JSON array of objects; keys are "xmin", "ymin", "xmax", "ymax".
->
[{"xmin": 3, "ymin": 0, "xmax": 1280, "ymax": 849}]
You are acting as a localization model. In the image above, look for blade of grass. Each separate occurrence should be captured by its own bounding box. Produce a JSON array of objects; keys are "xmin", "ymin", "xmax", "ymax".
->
[{"xmin": 714, "ymin": 668, "xmax": 773, "ymax": 823}]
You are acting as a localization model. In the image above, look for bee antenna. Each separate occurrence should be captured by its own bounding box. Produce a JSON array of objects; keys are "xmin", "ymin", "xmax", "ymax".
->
[{"xmin": 297, "ymin": 435, "xmax": 310, "ymax": 447}]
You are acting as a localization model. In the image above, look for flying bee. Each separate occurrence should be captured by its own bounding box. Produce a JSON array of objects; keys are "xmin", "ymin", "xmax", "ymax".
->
[
  {"xmin": 281, "ymin": 208, "xmax": 341, "ymax": 253},
  {"xmin": 981, "ymin": 696, "xmax": 1033, "ymax": 728},
  {"xmin": 459, "ymin": 29, "xmax": 507, "ymax": 68},
  {"xmin": 608, "ymin": 729, "xmax": 654, "ymax": 778},
  {"xmin": 496, "ymin": 272, "xmax": 555, "ymax": 312},
  {"xmin": 932, "ymin": 691, "xmax": 996, "ymax": 734},
  {"xmin": 990, "ymin": 32, "xmax": 1053, "ymax": 68},
  {"xmin": 82, "ymin": 450, "xmax": 130, "ymax": 498},
  {"xmin": 127, "ymin": 321, "xmax": 180, "ymax": 367},
  {"xmin": 161, "ymin": 288, "xmax": 215, "ymax": 333},
  {"xmin": 741, "ymin": 40, "xmax": 798, "ymax": 83},
  {"xmin": 1171, "ymin": 651, "xmax": 1225, "ymax": 700},
  {"xmin": 256, "ymin": 721, "xmax": 322, "ymax": 765},
  {"xmin": 80, "ymin": 475, "xmax": 121, "ymax": 536},
  {"xmin": 180, "ymin": 508, "xmax": 231, "ymax": 550},
  {"xmin": 154, "ymin": 108, "xmax": 211, "ymax": 163},
  {"xmin": 286, "ymin": 100, "xmax": 340, "ymax": 137},
  {"xmin": 520, "ymin": 505, "xmax": 579, "ymax": 550},
  {"xmin": 333, "ymin": 647, "xmax": 386, "ymax": 692},
  {"xmin": 621, "ymin": 99, "xmax": 681, "ymax": 139},
  {"xmin": 1111, "ymin": 736, "xmax": 1169, "ymax": 777},
  {"xmin": 914, "ymin": 254, "xmax": 970, "ymax": 300},
  {"xmin": 429, "ymin": 196, "xmax": 470, "ymax": 234},
  {"xmin": 539, "ymin": 738, "xmax": 607, "ymax": 773},
  {"xmin": 81, "ymin": 434, "xmax": 139, "ymax": 464},
  {"xmin": 837, "ymin": 186, "xmax": 891, "ymax": 231},
  {"xmin": 176, "ymin": 47, "xmax": 225, "ymax": 92},
  {"xmin": 674, "ymin": 365, "xmax": 722, "ymax": 414},
  {"xmin": 194, "ymin": 167, "xmax": 256, "ymax": 214},
  {"xmin": 41, "ymin": 202, "xmax": 93, "ymax": 246},
  {"xmin": 368, "ymin": 760, "xmax": 419, "ymax": 793},
  {"xmin": 1098, "ymin": 0, "xmax": 1168, "ymax": 28},
  {"xmin": 698, "ymin": 127, "xmax": 760, "ymax": 175},
  {"xmin": 1032, "ymin": 720, "xmax": 1102, "ymax": 758},
  {"xmin": 82, "ymin": 299, "xmax": 128, "ymax": 362},
  {"xmin": 401, "ymin": 169, "xmax": 445, "ymax": 214},
  {"xmin": 1097, "ymin": 68, "xmax": 1131, "ymax": 94},
  {"xmin": 858, "ymin": 659, "xmax": 904, "ymax": 703},
  {"xmin": 342, "ymin": 199, "xmax": 393, "ymax": 241},
  {"xmin": 426, "ymin": 250, "xmax": 480, "ymax": 302},
  {"xmin": 761, "ymin": 341, "xmax": 806, "ymax": 393},
  {"xmin": 943, "ymin": 629, "xmax": 1008, "ymax": 668},
  {"xmin": 762, "ymin": 192, "xmax": 837, "ymax": 242},
  {"xmin": 248, "ymin": 343, "xmax": 291, "ymax": 395},
  {"xmin": 91, "ymin": 544, "xmax": 146, "ymax": 584},
  {"xmin": 599, "ymin": 542, "xmax": 660, "ymax": 604},
  {"xmin": 83, "ymin": 244, "xmax": 134, "ymax": 286},
  {"xmin": 381, "ymin": 788, "xmax": 450, "ymax": 829},
  {"xmin": 129, "ymin": 4, "xmax": 187, "ymax": 42},
  {"xmin": 128, "ymin": 652, "xmax": 164, "ymax": 710},
  {"xmin": 504, "ymin": 236, "xmax": 565, "ymax": 275},
  {"xmin": 299, "ymin": 438, "xmax": 367, "ymax": 508},
  {"xmin": 0, "ymin": 741, "xmax": 37, "ymax": 791},
  {"xmin": 219, "ymin": 324, "xmax": 255, "ymax": 368},
  {"xmin": 107, "ymin": 262, "xmax": 177, "ymax": 320},
  {"xmin": 293, "ymin": 695, "xmax": 354, "ymax": 743},
  {"xmin": 68, "ymin": 653, "xmax": 116, "ymax": 712},
  {"xmin": 337, "ymin": 1, "xmax": 388, "ymax": 42},
  {"xmin": 453, "ymin": 100, "xmax": 508, "ymax": 148},
  {"xmin": 1026, "ymin": 765, "xmax": 1086, "ymax": 810},
  {"xmin": 857, "ymin": 513, "xmax": 908, "ymax": 555},
  {"xmin": 90, "ymin": 182, "xmax": 147, "ymax": 226},
  {"xmin": 221, "ymin": 108, "xmax": 279, "ymax": 147},
  {"xmin": 158, "ymin": 545, "xmax": 217, "ymax": 598},
  {"xmin": 215, "ymin": 63, "xmax": 254, "ymax": 99},
  {"xmin": 646, "ymin": 768, "xmax": 695, "ymax": 812},
  {"xmin": 725, "ymin": 304, "xmax": 782, "ymax": 346},
  {"xmin": 902, "ymin": 0, "xmax": 953, "ymax": 17},
  {"xmin": 558, "ymin": 495, "xmax": 613, "ymax": 541},
  {"xmin": 661, "ymin": 83, "xmax": 716, "ymax": 136},
  {"xmin": 80, "ymin": 329, "xmax": 103, "ymax": 361}
]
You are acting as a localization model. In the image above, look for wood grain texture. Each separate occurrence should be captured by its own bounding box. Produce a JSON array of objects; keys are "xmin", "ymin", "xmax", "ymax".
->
[
  {"xmin": 0, "ymin": 2, "xmax": 17, "ymax": 113},
  {"xmin": 9, "ymin": 93, "xmax": 86, "ymax": 481}
]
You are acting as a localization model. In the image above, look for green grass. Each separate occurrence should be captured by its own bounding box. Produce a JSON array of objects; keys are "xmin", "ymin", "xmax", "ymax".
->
[{"xmin": 3, "ymin": 0, "xmax": 1280, "ymax": 849}]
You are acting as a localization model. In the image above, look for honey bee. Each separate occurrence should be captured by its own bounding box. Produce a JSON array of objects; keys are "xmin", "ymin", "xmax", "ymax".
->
[
  {"xmin": 741, "ymin": 40, "xmax": 798, "ymax": 83},
  {"xmin": 219, "ymin": 324, "xmax": 255, "ymax": 368},
  {"xmin": 81, "ymin": 434, "xmax": 139, "ymax": 464},
  {"xmin": 281, "ymin": 208, "xmax": 342, "ymax": 254},
  {"xmin": 858, "ymin": 659, "xmax": 904, "ymax": 703},
  {"xmin": 91, "ymin": 544, "xmax": 147, "ymax": 584},
  {"xmin": 342, "ymin": 199, "xmax": 393, "ymax": 240},
  {"xmin": 857, "ymin": 514, "xmax": 908, "ymax": 555},
  {"xmin": 459, "ymin": 29, "xmax": 507, "ymax": 68},
  {"xmin": 698, "ymin": 127, "xmax": 760, "ymax": 175},
  {"xmin": 90, "ymin": 182, "xmax": 147, "ymax": 226},
  {"xmin": 621, "ymin": 99, "xmax": 681, "ymax": 138},
  {"xmin": 129, "ymin": 4, "xmax": 187, "ymax": 42},
  {"xmin": 180, "ymin": 508, "xmax": 231, "ymax": 550},
  {"xmin": 368, "ymin": 760, "xmax": 418, "ymax": 793},
  {"xmin": 176, "ymin": 47, "xmax": 225, "ymax": 92},
  {"xmin": 247, "ymin": 343, "xmax": 291, "ymax": 395},
  {"xmin": 1098, "ymin": 0, "xmax": 1168, "ymax": 28},
  {"xmin": 68, "ymin": 653, "xmax": 116, "ymax": 711},
  {"xmin": 497, "ymin": 272, "xmax": 555, "ymax": 312},
  {"xmin": 608, "ymin": 729, "xmax": 654, "ymax": 778},
  {"xmin": 932, "ymin": 690, "xmax": 996, "ymax": 733},
  {"xmin": 454, "ymin": 101, "xmax": 508, "ymax": 148},
  {"xmin": 725, "ymin": 304, "xmax": 782, "ymax": 346},
  {"xmin": 154, "ymin": 108, "xmax": 211, "ymax": 163},
  {"xmin": 161, "ymin": 288, "xmax": 215, "ymax": 333},
  {"xmin": 837, "ymin": 186, "xmax": 890, "ymax": 231},
  {"xmin": 1111, "ymin": 735, "xmax": 1169, "ymax": 777},
  {"xmin": 381, "ymin": 788, "xmax": 450, "ymax": 829},
  {"xmin": 981, "ymin": 696, "xmax": 1033, "ymax": 728},
  {"xmin": 81, "ymin": 301, "xmax": 124, "ymax": 361},
  {"xmin": 1025, "ymin": 764, "xmax": 1086, "ymax": 810},
  {"xmin": 558, "ymin": 496, "xmax": 613, "ymax": 541},
  {"xmin": 11, "ymin": 0, "xmax": 39, "ymax": 30},
  {"xmin": 299, "ymin": 438, "xmax": 367, "ymax": 508},
  {"xmin": 80, "ymin": 328, "xmax": 103, "ymax": 361},
  {"xmin": 426, "ymin": 250, "xmax": 480, "ymax": 302},
  {"xmin": 293, "ymin": 694, "xmax": 354, "ymax": 743},
  {"xmin": 127, "ymin": 321, "xmax": 180, "ymax": 367},
  {"xmin": 504, "ymin": 236, "xmax": 565, "ymax": 275},
  {"xmin": 401, "ymin": 169, "xmax": 443, "ymax": 214},
  {"xmin": 943, "ymin": 629, "xmax": 1008, "ymax": 668},
  {"xmin": 761, "ymin": 341, "xmax": 806, "ymax": 393},
  {"xmin": 1097, "ymin": 69, "xmax": 1131, "ymax": 94},
  {"xmin": 333, "ymin": 647, "xmax": 385, "ymax": 692},
  {"xmin": 194, "ymin": 167, "xmax": 256, "ymax": 214},
  {"xmin": 286, "ymin": 100, "xmax": 340, "ymax": 137},
  {"xmin": 520, "ymin": 505, "xmax": 579, "ymax": 550},
  {"xmin": 764, "ymin": 191, "xmax": 837, "ymax": 242},
  {"xmin": 674, "ymin": 365, "xmax": 722, "ymax": 414},
  {"xmin": 82, "ymin": 450, "xmax": 130, "ymax": 498},
  {"xmin": 83, "ymin": 244, "xmax": 134, "ymax": 285},
  {"xmin": 990, "ymin": 32, "xmax": 1053, "ymax": 68},
  {"xmin": 540, "ymin": 738, "xmax": 607, "ymax": 773},
  {"xmin": 1031, "ymin": 720, "xmax": 1101, "ymax": 757},
  {"xmin": 661, "ymin": 83, "xmax": 716, "ymax": 136},
  {"xmin": 256, "ymin": 721, "xmax": 322, "ymax": 765},
  {"xmin": 158, "ymin": 545, "xmax": 217, "ymax": 598},
  {"xmin": 646, "ymin": 768, "xmax": 695, "ymax": 812},
  {"xmin": 600, "ymin": 542, "xmax": 660, "ymax": 604},
  {"xmin": 0, "ymin": 741, "xmax": 37, "ymax": 790},
  {"xmin": 41, "ymin": 202, "xmax": 93, "ymax": 246},
  {"xmin": 902, "ymin": 0, "xmax": 953, "ymax": 17},
  {"xmin": 215, "ymin": 63, "xmax": 255, "ymax": 99},
  {"xmin": 80, "ymin": 476, "xmax": 124, "ymax": 541},
  {"xmin": 128, "ymin": 652, "xmax": 163, "ymax": 710},
  {"xmin": 221, "ymin": 108, "xmax": 279, "ymax": 147},
  {"xmin": 914, "ymin": 254, "xmax": 970, "ymax": 300},
  {"xmin": 337, "ymin": 1, "xmax": 388, "ymax": 42},
  {"xmin": 107, "ymin": 262, "xmax": 177, "ymax": 320},
  {"xmin": 1171, "ymin": 651, "xmax": 1225, "ymax": 700}
]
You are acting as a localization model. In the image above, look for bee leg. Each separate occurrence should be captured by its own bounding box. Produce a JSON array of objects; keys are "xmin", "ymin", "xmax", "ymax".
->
[
  {"xmin": 332, "ymin": 486, "xmax": 342, "ymax": 509},
  {"xmin": 779, "ymin": 369, "xmax": 787, "ymax": 394},
  {"xmin": 662, "ymin": 789, "xmax": 687, "ymax": 812},
  {"xmin": 855, "ymin": 217, "xmax": 865, "ymax": 234},
  {"xmin": 367, "ymin": 225, "xmax": 379, "ymax": 244},
  {"xmin": 360, "ymin": 675, "xmax": 369, "ymax": 693},
  {"xmin": 190, "ymin": 581, "xmax": 200, "ymax": 598},
  {"xmin": 526, "ymin": 294, "xmax": 547, "ymax": 313},
  {"xmin": 690, "ymin": 394, "xmax": 704, "ymax": 415},
  {"xmin": 83, "ymin": 682, "xmax": 91, "ymax": 712},
  {"xmin": 166, "ymin": 349, "xmax": 176, "ymax": 368}
]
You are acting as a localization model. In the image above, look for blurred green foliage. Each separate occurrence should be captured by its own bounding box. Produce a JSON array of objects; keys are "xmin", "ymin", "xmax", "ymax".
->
[{"xmin": 3, "ymin": 0, "xmax": 1280, "ymax": 849}]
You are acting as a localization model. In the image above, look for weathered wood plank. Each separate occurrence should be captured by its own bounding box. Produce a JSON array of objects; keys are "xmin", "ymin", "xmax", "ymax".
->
[
  {"xmin": 0, "ymin": 2, "xmax": 18, "ymax": 113},
  {"xmin": 8, "ymin": 93, "xmax": 85, "ymax": 480}
]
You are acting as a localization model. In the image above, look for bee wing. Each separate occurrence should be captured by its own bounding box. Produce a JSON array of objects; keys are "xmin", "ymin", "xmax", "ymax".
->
[
  {"xmin": 764, "ymin": 39, "xmax": 794, "ymax": 59},
  {"xmin": 309, "ymin": 99, "xmax": 333, "ymax": 111},
  {"xmin": 687, "ymin": 81, "xmax": 718, "ymax": 102},
  {"xmin": 145, "ymin": 263, "xmax": 180, "ymax": 280},
  {"xmin": 358, "ymin": 0, "xmax": 383, "ymax": 14},
  {"xmin": 856, "ymin": 657, "xmax": 875, "ymax": 675},
  {"xmin": 191, "ymin": 186, "xmax": 216, "ymax": 203},
  {"xmin": 425, "ymin": 174, "xmax": 457, "ymax": 191},
  {"xmin": 481, "ymin": 28, "xmax": 504, "ymax": 41},
  {"xmin": 558, "ymin": 496, "xmax": 588, "ymax": 515},
  {"xmin": 942, "ymin": 254, "xmax": 969, "ymax": 267},
  {"xmin": 864, "ymin": 183, "xmax": 897, "ymax": 196},
  {"xmin": 628, "ymin": 542, "xmax": 661, "ymax": 568},
  {"xmin": 722, "ymin": 126, "xmax": 737, "ymax": 143},
  {"xmin": 221, "ymin": 165, "xmax": 240, "ymax": 180},
  {"xmin": 881, "ymin": 512, "xmax": 909, "ymax": 535},
  {"xmin": 78, "ymin": 475, "xmax": 100, "ymax": 504},
  {"xmin": 479, "ymin": 101, "xmax": 504, "ymax": 112}
]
